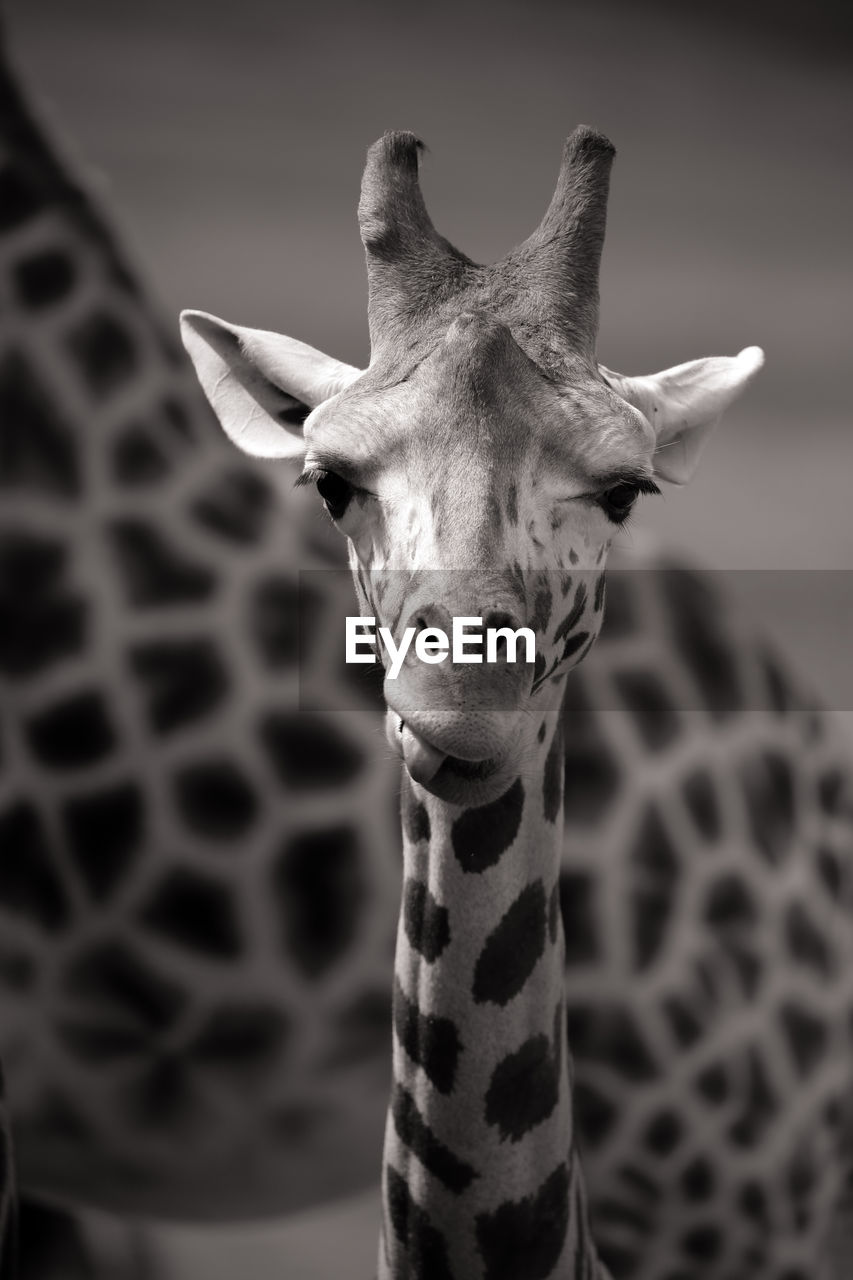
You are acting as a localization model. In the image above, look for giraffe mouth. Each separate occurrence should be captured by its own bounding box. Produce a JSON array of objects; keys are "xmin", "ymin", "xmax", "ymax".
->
[
  {"xmin": 440, "ymin": 754, "xmax": 500, "ymax": 780},
  {"xmin": 399, "ymin": 721, "xmax": 447, "ymax": 784},
  {"xmin": 398, "ymin": 720, "xmax": 500, "ymax": 786}
]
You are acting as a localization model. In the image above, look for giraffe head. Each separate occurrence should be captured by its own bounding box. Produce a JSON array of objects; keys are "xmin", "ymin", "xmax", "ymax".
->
[{"xmin": 182, "ymin": 128, "xmax": 762, "ymax": 805}]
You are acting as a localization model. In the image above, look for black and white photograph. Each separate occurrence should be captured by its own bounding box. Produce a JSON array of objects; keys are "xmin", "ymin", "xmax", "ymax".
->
[{"xmin": 1, "ymin": 2, "xmax": 851, "ymax": 1277}]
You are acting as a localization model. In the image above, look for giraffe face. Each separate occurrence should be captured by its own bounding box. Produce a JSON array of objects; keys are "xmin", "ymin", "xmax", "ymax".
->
[
  {"xmin": 181, "ymin": 129, "xmax": 763, "ymax": 801},
  {"xmin": 300, "ymin": 309, "xmax": 658, "ymax": 803}
]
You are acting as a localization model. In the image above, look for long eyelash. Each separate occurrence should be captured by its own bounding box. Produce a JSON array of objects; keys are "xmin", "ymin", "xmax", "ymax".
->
[
  {"xmin": 295, "ymin": 468, "xmax": 327, "ymax": 489},
  {"xmin": 602, "ymin": 476, "xmax": 662, "ymax": 527},
  {"xmin": 298, "ymin": 468, "xmax": 379, "ymax": 501},
  {"xmin": 627, "ymin": 476, "xmax": 662, "ymax": 497}
]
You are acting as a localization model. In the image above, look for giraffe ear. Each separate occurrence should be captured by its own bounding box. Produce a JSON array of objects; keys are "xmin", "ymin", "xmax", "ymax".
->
[
  {"xmin": 600, "ymin": 346, "xmax": 764, "ymax": 484},
  {"xmin": 179, "ymin": 310, "xmax": 363, "ymax": 460}
]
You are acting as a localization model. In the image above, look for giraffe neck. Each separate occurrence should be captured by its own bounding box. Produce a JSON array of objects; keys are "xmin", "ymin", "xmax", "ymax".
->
[
  {"xmin": 0, "ymin": 43, "xmax": 145, "ymax": 298},
  {"xmin": 0, "ymin": 34, "xmax": 213, "ymax": 509},
  {"xmin": 381, "ymin": 712, "xmax": 604, "ymax": 1280}
]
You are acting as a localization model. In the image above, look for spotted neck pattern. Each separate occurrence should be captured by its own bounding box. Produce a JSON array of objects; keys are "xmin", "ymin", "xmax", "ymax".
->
[
  {"xmin": 0, "ymin": 36, "xmax": 397, "ymax": 1219},
  {"xmin": 382, "ymin": 716, "xmax": 605, "ymax": 1280}
]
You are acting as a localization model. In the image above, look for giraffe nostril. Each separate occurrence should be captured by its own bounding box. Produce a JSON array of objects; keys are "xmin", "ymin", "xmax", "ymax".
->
[
  {"xmin": 482, "ymin": 610, "xmax": 523, "ymax": 657},
  {"xmin": 403, "ymin": 602, "xmax": 454, "ymax": 637},
  {"xmin": 482, "ymin": 610, "xmax": 521, "ymax": 632}
]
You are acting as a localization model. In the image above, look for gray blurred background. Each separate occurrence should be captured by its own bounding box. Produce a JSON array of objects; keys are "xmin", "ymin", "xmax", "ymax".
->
[{"xmin": 7, "ymin": 1, "xmax": 852, "ymax": 1272}]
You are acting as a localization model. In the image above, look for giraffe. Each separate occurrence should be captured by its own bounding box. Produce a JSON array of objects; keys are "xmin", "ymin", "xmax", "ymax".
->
[
  {"xmin": 3, "ymin": 9, "xmax": 853, "ymax": 1278},
  {"xmin": 0, "ymin": 14, "xmax": 399, "ymax": 1231},
  {"xmin": 183, "ymin": 129, "xmax": 853, "ymax": 1278}
]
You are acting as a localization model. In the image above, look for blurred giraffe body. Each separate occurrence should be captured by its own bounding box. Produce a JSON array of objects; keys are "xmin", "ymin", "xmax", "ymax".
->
[
  {"xmin": 187, "ymin": 125, "xmax": 853, "ymax": 1279},
  {"xmin": 0, "ymin": 30, "xmax": 399, "ymax": 1228},
  {"xmin": 0, "ymin": 15, "xmax": 852, "ymax": 1280}
]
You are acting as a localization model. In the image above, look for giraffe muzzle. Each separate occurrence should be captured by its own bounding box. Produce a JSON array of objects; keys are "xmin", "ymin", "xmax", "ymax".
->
[
  {"xmin": 390, "ymin": 712, "xmax": 506, "ymax": 797},
  {"xmin": 398, "ymin": 720, "xmax": 447, "ymax": 785}
]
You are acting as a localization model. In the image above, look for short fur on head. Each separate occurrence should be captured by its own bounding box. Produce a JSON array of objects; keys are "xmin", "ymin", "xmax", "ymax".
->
[
  {"xmin": 181, "ymin": 126, "xmax": 761, "ymax": 490},
  {"xmin": 356, "ymin": 125, "xmax": 615, "ymax": 374},
  {"xmin": 181, "ymin": 125, "xmax": 763, "ymax": 803}
]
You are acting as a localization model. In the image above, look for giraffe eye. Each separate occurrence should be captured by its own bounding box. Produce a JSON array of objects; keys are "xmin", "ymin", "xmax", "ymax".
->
[
  {"xmin": 599, "ymin": 482, "xmax": 641, "ymax": 524},
  {"xmin": 315, "ymin": 470, "xmax": 353, "ymax": 520}
]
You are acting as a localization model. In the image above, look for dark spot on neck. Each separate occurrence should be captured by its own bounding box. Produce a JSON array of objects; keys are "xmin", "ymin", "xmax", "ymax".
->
[
  {"xmin": 108, "ymin": 521, "xmax": 216, "ymax": 608},
  {"xmin": 173, "ymin": 760, "xmax": 258, "ymax": 840},
  {"xmin": 0, "ymin": 163, "xmax": 45, "ymax": 230},
  {"xmin": 385, "ymin": 1166, "xmax": 454, "ymax": 1280},
  {"xmin": 392, "ymin": 1085, "xmax": 477, "ymax": 1193},
  {"xmin": 392, "ymin": 978, "xmax": 460, "ymax": 1094},
  {"xmin": 13, "ymin": 248, "xmax": 76, "ymax": 308},
  {"xmin": 112, "ymin": 426, "xmax": 170, "ymax": 485},
  {"xmin": 485, "ymin": 1027, "xmax": 560, "ymax": 1142},
  {"xmin": 740, "ymin": 751, "xmax": 795, "ymax": 865},
  {"xmin": 273, "ymin": 825, "xmax": 365, "ymax": 978},
  {"xmin": 62, "ymin": 783, "xmax": 143, "ymax": 901},
  {"xmin": 404, "ymin": 797, "xmax": 431, "ymax": 845},
  {"xmin": 138, "ymin": 868, "xmax": 242, "ymax": 958},
  {"xmin": 614, "ymin": 668, "xmax": 682, "ymax": 752},
  {"xmin": 0, "ymin": 532, "xmax": 86, "ymax": 677},
  {"xmin": 682, "ymin": 769, "xmax": 721, "ymax": 840},
  {"xmin": 26, "ymin": 691, "xmax": 115, "ymax": 768},
  {"xmin": 644, "ymin": 1109, "xmax": 682, "ymax": 1155},
  {"xmin": 629, "ymin": 803, "xmax": 680, "ymax": 971},
  {"xmin": 473, "ymin": 881, "xmax": 547, "ymax": 1006},
  {"xmin": 190, "ymin": 468, "xmax": 274, "ymax": 545},
  {"xmin": 475, "ymin": 1163, "xmax": 570, "ymax": 1280},
  {"xmin": 128, "ymin": 638, "xmax": 228, "ymax": 734},
  {"xmin": 65, "ymin": 310, "xmax": 137, "ymax": 400},
  {"xmin": 779, "ymin": 1002, "xmax": 828, "ymax": 1078},
  {"xmin": 566, "ymin": 1002, "xmax": 658, "ymax": 1082},
  {"xmin": 662, "ymin": 567, "xmax": 743, "ymax": 719},
  {"xmin": 451, "ymin": 777, "xmax": 524, "ymax": 873},
  {"xmin": 403, "ymin": 879, "xmax": 450, "ymax": 962},
  {"xmin": 0, "ymin": 350, "xmax": 81, "ymax": 497},
  {"xmin": 559, "ymin": 871, "xmax": 600, "ymax": 966},
  {"xmin": 260, "ymin": 712, "xmax": 364, "ymax": 788},
  {"xmin": 0, "ymin": 802, "xmax": 69, "ymax": 930}
]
